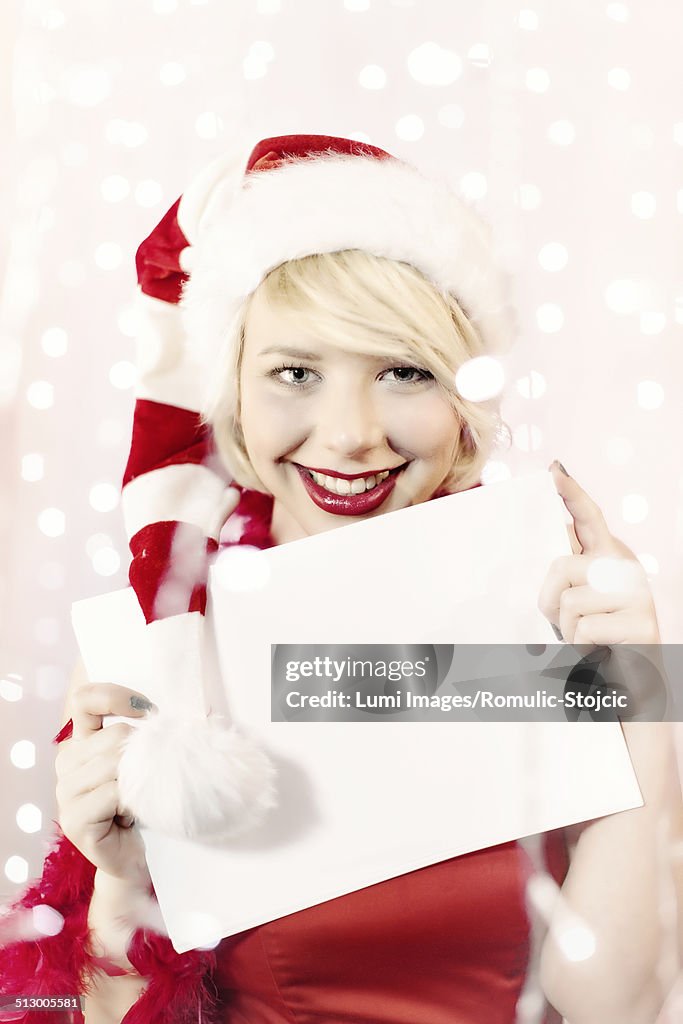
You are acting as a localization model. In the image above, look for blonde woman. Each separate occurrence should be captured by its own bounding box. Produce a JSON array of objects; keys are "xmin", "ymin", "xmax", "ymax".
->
[{"xmin": 1, "ymin": 135, "xmax": 680, "ymax": 1024}]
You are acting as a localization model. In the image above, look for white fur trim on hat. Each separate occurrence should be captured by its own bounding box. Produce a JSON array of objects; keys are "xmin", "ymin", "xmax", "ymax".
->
[{"xmin": 180, "ymin": 151, "xmax": 516, "ymax": 405}]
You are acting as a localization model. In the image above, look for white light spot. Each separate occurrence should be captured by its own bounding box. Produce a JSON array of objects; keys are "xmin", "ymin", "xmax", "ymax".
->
[
  {"xmin": 101, "ymin": 175, "xmax": 130, "ymax": 202},
  {"xmin": 605, "ymin": 278, "xmax": 639, "ymax": 314},
  {"xmin": 640, "ymin": 311, "xmax": 666, "ymax": 335},
  {"xmin": 109, "ymin": 361, "xmax": 136, "ymax": 389},
  {"xmin": 604, "ymin": 436, "xmax": 633, "ymax": 465},
  {"xmin": 538, "ymin": 242, "xmax": 568, "ymax": 272},
  {"xmin": 195, "ymin": 112, "xmax": 223, "ymax": 140},
  {"xmin": 89, "ymin": 482, "xmax": 119, "ymax": 512},
  {"xmin": 480, "ymin": 460, "xmax": 512, "ymax": 485},
  {"xmin": 58, "ymin": 260, "xmax": 86, "ymax": 288},
  {"xmin": 348, "ymin": 131, "xmax": 371, "ymax": 143},
  {"xmin": 344, "ymin": 0, "xmax": 370, "ymax": 10},
  {"xmin": 536, "ymin": 304, "xmax": 564, "ymax": 333},
  {"xmin": 516, "ymin": 370, "xmax": 546, "ymax": 398},
  {"xmin": 460, "ymin": 171, "xmax": 487, "ymax": 201},
  {"xmin": 608, "ymin": 67, "xmax": 630, "ymax": 90},
  {"xmin": 556, "ymin": 923, "xmax": 597, "ymax": 962},
  {"xmin": 407, "ymin": 43, "xmax": 462, "ymax": 86},
  {"xmin": 105, "ymin": 119, "xmax": 148, "ymax": 148},
  {"xmin": 517, "ymin": 9, "xmax": 539, "ymax": 29},
  {"xmin": 631, "ymin": 191, "xmax": 656, "ymax": 218},
  {"xmin": 39, "ymin": 562, "xmax": 65, "ymax": 590},
  {"xmin": 5, "ymin": 856, "xmax": 28, "ymax": 885},
  {"xmin": 96, "ymin": 418, "xmax": 126, "ymax": 447},
  {"xmin": 637, "ymin": 553, "xmax": 659, "ymax": 576},
  {"xmin": 213, "ymin": 545, "xmax": 271, "ymax": 592},
  {"xmin": 515, "ymin": 183, "xmax": 542, "ymax": 210},
  {"xmin": 250, "ymin": 40, "xmax": 275, "ymax": 61},
  {"xmin": 512, "ymin": 424, "xmax": 543, "ymax": 452},
  {"xmin": 437, "ymin": 104, "xmax": 464, "ymax": 129},
  {"xmin": 467, "ymin": 43, "xmax": 490, "ymax": 68},
  {"xmin": 587, "ymin": 556, "xmax": 643, "ymax": 594},
  {"xmin": 637, "ymin": 380, "xmax": 664, "ymax": 409},
  {"xmin": 95, "ymin": 242, "xmax": 123, "ymax": 270},
  {"xmin": 547, "ymin": 120, "xmax": 576, "ymax": 145},
  {"xmin": 26, "ymin": 381, "xmax": 54, "ymax": 409},
  {"xmin": 526, "ymin": 68, "xmax": 550, "ymax": 92},
  {"xmin": 455, "ymin": 356, "xmax": 504, "ymax": 402},
  {"xmin": 21, "ymin": 454, "xmax": 44, "ymax": 482},
  {"xmin": 359, "ymin": 65, "xmax": 387, "ymax": 89},
  {"xmin": 65, "ymin": 66, "xmax": 111, "ymax": 108},
  {"xmin": 395, "ymin": 114, "xmax": 424, "ymax": 141},
  {"xmin": 10, "ymin": 740, "xmax": 36, "ymax": 769},
  {"xmin": 135, "ymin": 180, "xmax": 163, "ymax": 208},
  {"xmin": 606, "ymin": 2, "xmax": 630, "ymax": 21},
  {"xmin": 38, "ymin": 508, "xmax": 65, "ymax": 538},
  {"xmin": 92, "ymin": 547, "xmax": 121, "ymax": 577},
  {"xmin": 622, "ymin": 494, "xmax": 649, "ymax": 524},
  {"xmin": 16, "ymin": 804, "xmax": 42, "ymax": 834},
  {"xmin": 1, "ymin": 678, "xmax": 23, "ymax": 702},
  {"xmin": 41, "ymin": 327, "xmax": 68, "ymax": 357},
  {"xmin": 32, "ymin": 905, "xmax": 64, "ymax": 937},
  {"xmin": 160, "ymin": 62, "xmax": 186, "ymax": 85},
  {"xmin": 35, "ymin": 617, "xmax": 60, "ymax": 645}
]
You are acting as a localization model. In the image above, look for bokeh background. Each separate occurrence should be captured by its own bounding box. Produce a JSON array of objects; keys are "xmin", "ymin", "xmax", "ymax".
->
[{"xmin": 1, "ymin": 0, "xmax": 682, "ymax": 1011}]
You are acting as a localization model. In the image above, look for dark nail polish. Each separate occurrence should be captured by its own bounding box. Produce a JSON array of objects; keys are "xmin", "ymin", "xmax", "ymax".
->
[
  {"xmin": 551, "ymin": 623, "xmax": 565, "ymax": 642},
  {"xmin": 130, "ymin": 695, "xmax": 154, "ymax": 712},
  {"xmin": 556, "ymin": 461, "xmax": 570, "ymax": 477}
]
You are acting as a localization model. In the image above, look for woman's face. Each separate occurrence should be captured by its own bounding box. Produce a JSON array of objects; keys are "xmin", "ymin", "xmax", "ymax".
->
[{"xmin": 239, "ymin": 288, "xmax": 462, "ymax": 543}]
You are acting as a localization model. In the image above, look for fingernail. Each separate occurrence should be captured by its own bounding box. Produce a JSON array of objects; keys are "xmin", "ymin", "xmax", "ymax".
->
[
  {"xmin": 550, "ymin": 460, "xmax": 570, "ymax": 477},
  {"xmin": 551, "ymin": 623, "xmax": 565, "ymax": 642},
  {"xmin": 130, "ymin": 695, "xmax": 155, "ymax": 712}
]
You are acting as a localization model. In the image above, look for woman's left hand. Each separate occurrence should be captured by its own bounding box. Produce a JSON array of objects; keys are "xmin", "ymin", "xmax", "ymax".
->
[{"xmin": 538, "ymin": 461, "xmax": 661, "ymax": 646}]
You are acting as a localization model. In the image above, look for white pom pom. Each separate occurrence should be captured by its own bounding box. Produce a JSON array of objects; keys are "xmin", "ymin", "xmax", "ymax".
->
[{"xmin": 117, "ymin": 712, "xmax": 277, "ymax": 840}]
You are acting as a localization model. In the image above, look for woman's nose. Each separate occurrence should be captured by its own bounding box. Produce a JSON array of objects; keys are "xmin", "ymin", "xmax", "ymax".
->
[{"xmin": 317, "ymin": 387, "xmax": 385, "ymax": 458}]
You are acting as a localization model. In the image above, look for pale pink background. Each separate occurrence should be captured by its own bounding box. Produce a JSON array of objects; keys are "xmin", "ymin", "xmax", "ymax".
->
[{"xmin": 1, "ymin": 0, "xmax": 682, "ymax": 1014}]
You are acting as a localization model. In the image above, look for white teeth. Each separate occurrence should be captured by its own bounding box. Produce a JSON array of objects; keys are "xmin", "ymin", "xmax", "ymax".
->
[{"xmin": 308, "ymin": 468, "xmax": 396, "ymax": 495}]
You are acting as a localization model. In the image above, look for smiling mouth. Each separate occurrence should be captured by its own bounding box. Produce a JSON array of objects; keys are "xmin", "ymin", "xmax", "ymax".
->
[
  {"xmin": 296, "ymin": 463, "xmax": 407, "ymax": 497},
  {"xmin": 292, "ymin": 461, "xmax": 409, "ymax": 517}
]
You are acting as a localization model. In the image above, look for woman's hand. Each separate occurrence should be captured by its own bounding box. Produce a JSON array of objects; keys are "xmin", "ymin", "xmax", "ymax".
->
[
  {"xmin": 538, "ymin": 461, "xmax": 660, "ymax": 646},
  {"xmin": 56, "ymin": 683, "xmax": 155, "ymax": 888}
]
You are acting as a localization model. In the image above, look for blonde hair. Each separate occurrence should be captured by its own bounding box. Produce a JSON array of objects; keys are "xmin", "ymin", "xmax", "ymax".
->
[{"xmin": 204, "ymin": 249, "xmax": 502, "ymax": 493}]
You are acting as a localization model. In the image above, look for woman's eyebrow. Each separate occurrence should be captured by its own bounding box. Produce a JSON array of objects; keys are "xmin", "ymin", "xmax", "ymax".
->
[{"xmin": 258, "ymin": 345, "xmax": 321, "ymax": 360}]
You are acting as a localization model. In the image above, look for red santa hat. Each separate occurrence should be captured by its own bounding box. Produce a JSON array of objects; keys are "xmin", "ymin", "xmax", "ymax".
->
[{"xmin": 116, "ymin": 134, "xmax": 514, "ymax": 839}]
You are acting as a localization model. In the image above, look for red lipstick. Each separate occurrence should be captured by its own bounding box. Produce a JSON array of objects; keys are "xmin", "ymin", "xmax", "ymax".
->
[{"xmin": 294, "ymin": 464, "xmax": 406, "ymax": 516}]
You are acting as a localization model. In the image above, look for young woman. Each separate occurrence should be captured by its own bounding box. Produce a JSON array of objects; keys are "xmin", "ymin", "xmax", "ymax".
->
[{"xmin": 1, "ymin": 135, "xmax": 680, "ymax": 1024}]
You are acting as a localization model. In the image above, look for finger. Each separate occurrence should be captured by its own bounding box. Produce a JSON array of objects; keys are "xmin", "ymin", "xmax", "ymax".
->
[
  {"xmin": 57, "ymin": 745, "xmax": 128, "ymax": 803},
  {"xmin": 549, "ymin": 462, "xmax": 614, "ymax": 556},
  {"xmin": 573, "ymin": 611, "xmax": 642, "ymax": 647},
  {"xmin": 71, "ymin": 683, "xmax": 156, "ymax": 740},
  {"xmin": 538, "ymin": 554, "xmax": 591, "ymax": 624},
  {"xmin": 565, "ymin": 522, "xmax": 581, "ymax": 555},
  {"xmin": 558, "ymin": 585, "xmax": 626, "ymax": 645}
]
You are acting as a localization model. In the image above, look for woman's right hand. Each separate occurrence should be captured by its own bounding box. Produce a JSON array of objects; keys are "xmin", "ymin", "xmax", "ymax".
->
[{"xmin": 56, "ymin": 683, "xmax": 156, "ymax": 888}]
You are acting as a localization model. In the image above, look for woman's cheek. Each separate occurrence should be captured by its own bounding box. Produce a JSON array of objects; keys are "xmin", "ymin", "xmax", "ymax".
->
[
  {"xmin": 243, "ymin": 389, "xmax": 310, "ymax": 460},
  {"xmin": 388, "ymin": 395, "xmax": 460, "ymax": 458}
]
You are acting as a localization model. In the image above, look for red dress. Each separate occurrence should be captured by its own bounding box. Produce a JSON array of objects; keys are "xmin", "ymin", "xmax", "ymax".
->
[{"xmin": 0, "ymin": 488, "xmax": 568, "ymax": 1023}]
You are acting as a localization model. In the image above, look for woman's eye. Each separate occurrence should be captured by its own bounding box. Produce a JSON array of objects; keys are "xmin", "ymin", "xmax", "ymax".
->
[
  {"xmin": 384, "ymin": 366, "xmax": 434, "ymax": 384},
  {"xmin": 271, "ymin": 365, "xmax": 315, "ymax": 386}
]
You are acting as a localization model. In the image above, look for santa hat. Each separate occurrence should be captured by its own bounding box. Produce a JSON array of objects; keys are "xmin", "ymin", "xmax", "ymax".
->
[{"xmin": 117, "ymin": 134, "xmax": 514, "ymax": 839}]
